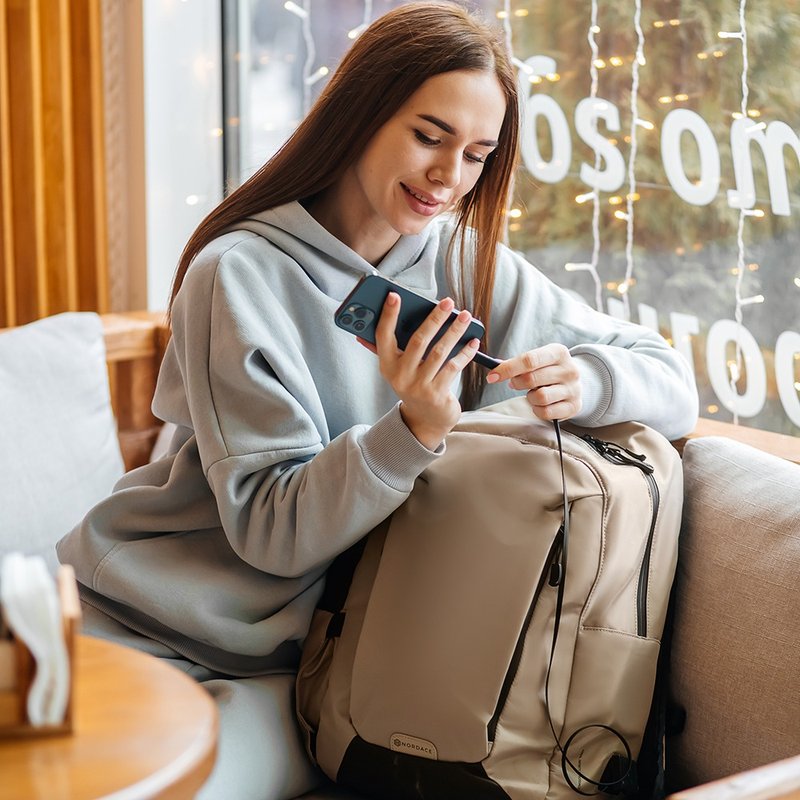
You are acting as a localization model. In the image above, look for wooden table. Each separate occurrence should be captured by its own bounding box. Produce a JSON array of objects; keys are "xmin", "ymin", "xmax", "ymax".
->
[{"xmin": 0, "ymin": 635, "xmax": 218, "ymax": 799}]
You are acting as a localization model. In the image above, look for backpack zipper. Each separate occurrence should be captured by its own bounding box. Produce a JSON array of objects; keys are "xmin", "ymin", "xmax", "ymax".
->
[
  {"xmin": 579, "ymin": 434, "xmax": 659, "ymax": 638},
  {"xmin": 487, "ymin": 526, "xmax": 564, "ymax": 743}
]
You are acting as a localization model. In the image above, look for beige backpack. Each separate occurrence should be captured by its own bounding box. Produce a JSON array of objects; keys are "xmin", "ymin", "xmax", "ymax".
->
[{"xmin": 296, "ymin": 398, "xmax": 684, "ymax": 799}]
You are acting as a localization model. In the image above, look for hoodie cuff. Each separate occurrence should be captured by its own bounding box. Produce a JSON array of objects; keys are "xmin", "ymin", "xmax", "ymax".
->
[
  {"xmin": 358, "ymin": 403, "xmax": 444, "ymax": 492},
  {"xmin": 570, "ymin": 352, "xmax": 614, "ymax": 427}
]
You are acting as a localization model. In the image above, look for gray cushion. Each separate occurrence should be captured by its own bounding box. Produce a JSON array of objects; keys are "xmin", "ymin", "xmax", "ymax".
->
[
  {"xmin": 669, "ymin": 436, "xmax": 800, "ymax": 790},
  {"xmin": 0, "ymin": 313, "xmax": 124, "ymax": 573}
]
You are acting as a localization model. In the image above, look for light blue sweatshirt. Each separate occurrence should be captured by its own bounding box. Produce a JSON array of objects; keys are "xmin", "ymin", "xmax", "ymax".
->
[{"xmin": 57, "ymin": 202, "xmax": 698, "ymax": 674}]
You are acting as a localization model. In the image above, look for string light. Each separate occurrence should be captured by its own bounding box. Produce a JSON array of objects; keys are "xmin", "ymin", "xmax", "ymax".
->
[
  {"xmin": 574, "ymin": 0, "xmax": 604, "ymax": 313},
  {"xmin": 302, "ymin": 1, "xmax": 319, "ymax": 112},
  {"xmin": 304, "ymin": 66, "xmax": 329, "ymax": 86},
  {"xmin": 500, "ymin": 0, "xmax": 517, "ymax": 243},
  {"xmin": 283, "ymin": 1, "xmax": 307, "ymax": 19},
  {"xmin": 727, "ymin": 0, "xmax": 762, "ymax": 424},
  {"xmin": 621, "ymin": 0, "xmax": 647, "ymax": 318},
  {"xmin": 502, "ymin": 0, "xmax": 513, "ymax": 59},
  {"xmin": 347, "ymin": 0, "xmax": 372, "ymax": 39}
]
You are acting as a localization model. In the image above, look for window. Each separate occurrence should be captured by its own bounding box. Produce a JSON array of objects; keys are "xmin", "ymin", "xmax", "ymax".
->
[{"xmin": 180, "ymin": 0, "xmax": 800, "ymax": 436}]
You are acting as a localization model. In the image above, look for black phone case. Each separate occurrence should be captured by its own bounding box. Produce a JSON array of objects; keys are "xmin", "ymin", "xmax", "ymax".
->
[{"xmin": 334, "ymin": 274, "xmax": 486, "ymax": 359}]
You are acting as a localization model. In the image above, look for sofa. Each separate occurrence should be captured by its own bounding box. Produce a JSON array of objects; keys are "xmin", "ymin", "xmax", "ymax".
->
[{"xmin": 1, "ymin": 310, "xmax": 798, "ymax": 800}]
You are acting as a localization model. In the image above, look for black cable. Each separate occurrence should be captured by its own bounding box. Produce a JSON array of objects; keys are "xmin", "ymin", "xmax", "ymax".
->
[{"xmin": 545, "ymin": 420, "xmax": 633, "ymax": 796}]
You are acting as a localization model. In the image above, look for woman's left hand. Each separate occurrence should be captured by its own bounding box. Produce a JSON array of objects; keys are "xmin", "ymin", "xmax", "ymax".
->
[{"xmin": 486, "ymin": 343, "xmax": 582, "ymax": 421}]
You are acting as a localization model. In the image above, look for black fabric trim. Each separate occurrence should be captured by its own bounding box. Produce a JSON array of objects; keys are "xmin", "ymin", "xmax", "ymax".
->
[
  {"xmin": 600, "ymin": 754, "xmax": 639, "ymax": 796},
  {"xmin": 336, "ymin": 736, "xmax": 511, "ymax": 800},
  {"xmin": 325, "ymin": 610, "xmax": 345, "ymax": 639},
  {"xmin": 317, "ymin": 537, "xmax": 367, "ymax": 614}
]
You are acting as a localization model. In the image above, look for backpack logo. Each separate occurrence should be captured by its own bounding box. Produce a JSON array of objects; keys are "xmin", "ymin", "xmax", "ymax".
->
[{"xmin": 390, "ymin": 732, "xmax": 438, "ymax": 760}]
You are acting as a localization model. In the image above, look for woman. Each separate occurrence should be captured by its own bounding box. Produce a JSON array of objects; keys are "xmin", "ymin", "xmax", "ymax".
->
[{"xmin": 58, "ymin": 3, "xmax": 698, "ymax": 799}]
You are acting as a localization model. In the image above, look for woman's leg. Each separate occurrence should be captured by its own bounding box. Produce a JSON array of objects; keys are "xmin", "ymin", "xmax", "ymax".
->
[
  {"xmin": 197, "ymin": 672, "xmax": 324, "ymax": 800},
  {"xmin": 80, "ymin": 603, "xmax": 325, "ymax": 800}
]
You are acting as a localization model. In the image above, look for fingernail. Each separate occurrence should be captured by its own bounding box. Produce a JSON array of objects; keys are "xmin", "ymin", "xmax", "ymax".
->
[
  {"xmin": 469, "ymin": 338, "xmax": 479, "ymax": 348},
  {"xmin": 386, "ymin": 292, "xmax": 399, "ymax": 306},
  {"xmin": 487, "ymin": 372, "xmax": 499, "ymax": 383}
]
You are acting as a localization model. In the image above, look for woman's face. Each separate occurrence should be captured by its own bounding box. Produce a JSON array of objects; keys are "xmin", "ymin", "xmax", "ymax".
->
[{"xmin": 317, "ymin": 69, "xmax": 507, "ymax": 263}]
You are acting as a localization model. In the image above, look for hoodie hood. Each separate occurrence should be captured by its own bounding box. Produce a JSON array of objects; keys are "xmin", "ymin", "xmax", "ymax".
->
[{"xmin": 231, "ymin": 201, "xmax": 448, "ymax": 302}]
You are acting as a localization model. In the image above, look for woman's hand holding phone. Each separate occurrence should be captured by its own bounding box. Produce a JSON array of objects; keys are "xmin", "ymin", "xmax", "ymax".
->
[{"xmin": 358, "ymin": 292, "xmax": 479, "ymax": 450}]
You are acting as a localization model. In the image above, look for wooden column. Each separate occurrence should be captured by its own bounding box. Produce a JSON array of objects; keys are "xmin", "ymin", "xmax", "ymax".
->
[{"xmin": 0, "ymin": 0, "xmax": 108, "ymax": 327}]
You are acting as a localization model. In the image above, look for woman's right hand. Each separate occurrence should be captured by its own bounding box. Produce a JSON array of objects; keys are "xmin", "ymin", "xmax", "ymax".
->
[{"xmin": 357, "ymin": 292, "xmax": 479, "ymax": 450}]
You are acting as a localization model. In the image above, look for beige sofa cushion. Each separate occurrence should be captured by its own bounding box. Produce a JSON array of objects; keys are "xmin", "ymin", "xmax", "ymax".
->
[
  {"xmin": 669, "ymin": 436, "xmax": 800, "ymax": 790},
  {"xmin": 0, "ymin": 313, "xmax": 124, "ymax": 573}
]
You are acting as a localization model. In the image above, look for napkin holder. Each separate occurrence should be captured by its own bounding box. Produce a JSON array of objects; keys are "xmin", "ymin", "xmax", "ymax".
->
[{"xmin": 0, "ymin": 564, "xmax": 81, "ymax": 737}]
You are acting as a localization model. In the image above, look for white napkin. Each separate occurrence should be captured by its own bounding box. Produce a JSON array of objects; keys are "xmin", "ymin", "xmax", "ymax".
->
[{"xmin": 0, "ymin": 553, "xmax": 70, "ymax": 726}]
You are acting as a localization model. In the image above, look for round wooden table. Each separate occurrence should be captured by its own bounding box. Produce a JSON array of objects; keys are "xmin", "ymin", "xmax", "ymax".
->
[{"xmin": 0, "ymin": 635, "xmax": 218, "ymax": 799}]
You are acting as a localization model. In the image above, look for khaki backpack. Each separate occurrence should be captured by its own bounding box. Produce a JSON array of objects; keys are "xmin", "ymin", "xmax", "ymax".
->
[{"xmin": 296, "ymin": 398, "xmax": 684, "ymax": 799}]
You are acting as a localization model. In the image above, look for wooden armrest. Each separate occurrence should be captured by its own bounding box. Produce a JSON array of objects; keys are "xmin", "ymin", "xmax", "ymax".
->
[
  {"xmin": 100, "ymin": 311, "xmax": 170, "ymax": 472},
  {"xmin": 673, "ymin": 417, "xmax": 800, "ymax": 465},
  {"xmin": 101, "ymin": 311, "xmax": 170, "ymax": 363},
  {"xmin": 668, "ymin": 755, "xmax": 800, "ymax": 800}
]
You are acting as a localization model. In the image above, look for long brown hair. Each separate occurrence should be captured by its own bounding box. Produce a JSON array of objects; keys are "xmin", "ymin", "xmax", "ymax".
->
[{"xmin": 170, "ymin": 1, "xmax": 519, "ymax": 409}]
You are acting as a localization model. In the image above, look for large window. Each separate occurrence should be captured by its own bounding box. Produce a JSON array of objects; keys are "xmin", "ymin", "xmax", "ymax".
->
[{"xmin": 219, "ymin": 0, "xmax": 800, "ymax": 436}]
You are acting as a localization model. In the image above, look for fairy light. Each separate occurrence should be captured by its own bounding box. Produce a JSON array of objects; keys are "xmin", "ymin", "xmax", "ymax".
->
[
  {"xmin": 575, "ymin": 0, "xmax": 604, "ymax": 313},
  {"xmin": 347, "ymin": 0, "xmax": 372, "ymax": 39},
  {"xmin": 283, "ymin": 1, "xmax": 307, "ymax": 19},
  {"xmin": 502, "ymin": 0, "xmax": 513, "ymax": 58},
  {"xmin": 621, "ymin": 0, "xmax": 647, "ymax": 318},
  {"xmin": 500, "ymin": 0, "xmax": 517, "ymax": 243},
  {"xmin": 725, "ymin": 0, "xmax": 764, "ymax": 424},
  {"xmin": 303, "ymin": 1, "xmax": 320, "ymax": 112},
  {"xmin": 285, "ymin": 1, "xmax": 320, "ymax": 113},
  {"xmin": 304, "ymin": 66, "xmax": 329, "ymax": 86}
]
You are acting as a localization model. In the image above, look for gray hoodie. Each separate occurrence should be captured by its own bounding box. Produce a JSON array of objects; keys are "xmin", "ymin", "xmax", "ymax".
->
[{"xmin": 57, "ymin": 202, "xmax": 698, "ymax": 675}]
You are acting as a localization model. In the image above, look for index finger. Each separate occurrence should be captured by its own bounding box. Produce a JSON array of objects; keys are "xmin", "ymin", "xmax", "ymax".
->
[
  {"xmin": 486, "ymin": 345, "xmax": 562, "ymax": 384},
  {"xmin": 374, "ymin": 291, "xmax": 401, "ymax": 351}
]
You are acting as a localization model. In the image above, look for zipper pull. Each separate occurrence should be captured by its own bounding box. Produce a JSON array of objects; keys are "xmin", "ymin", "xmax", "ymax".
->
[
  {"xmin": 581, "ymin": 434, "xmax": 608, "ymax": 455},
  {"xmin": 548, "ymin": 526, "xmax": 565, "ymax": 587},
  {"xmin": 581, "ymin": 434, "xmax": 655, "ymax": 473}
]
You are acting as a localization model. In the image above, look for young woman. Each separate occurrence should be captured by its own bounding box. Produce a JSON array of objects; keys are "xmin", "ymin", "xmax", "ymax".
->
[{"xmin": 58, "ymin": 3, "xmax": 698, "ymax": 798}]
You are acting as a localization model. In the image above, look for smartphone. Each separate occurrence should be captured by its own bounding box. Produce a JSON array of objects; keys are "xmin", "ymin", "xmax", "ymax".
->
[{"xmin": 334, "ymin": 274, "xmax": 500, "ymax": 369}]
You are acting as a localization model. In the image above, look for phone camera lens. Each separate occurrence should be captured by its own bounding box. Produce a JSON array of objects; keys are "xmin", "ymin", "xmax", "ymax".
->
[
  {"xmin": 354, "ymin": 307, "xmax": 368, "ymax": 319},
  {"xmin": 340, "ymin": 314, "xmax": 354, "ymax": 326},
  {"xmin": 353, "ymin": 320, "xmax": 366, "ymax": 332}
]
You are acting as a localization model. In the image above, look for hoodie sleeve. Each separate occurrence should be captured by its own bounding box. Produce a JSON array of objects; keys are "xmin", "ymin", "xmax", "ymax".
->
[
  {"xmin": 484, "ymin": 245, "xmax": 699, "ymax": 440},
  {"xmin": 160, "ymin": 243, "xmax": 440, "ymax": 578}
]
